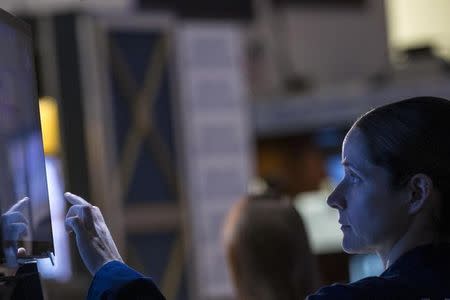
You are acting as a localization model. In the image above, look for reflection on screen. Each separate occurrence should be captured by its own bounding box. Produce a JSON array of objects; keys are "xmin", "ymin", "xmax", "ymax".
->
[{"xmin": 0, "ymin": 10, "xmax": 54, "ymax": 261}]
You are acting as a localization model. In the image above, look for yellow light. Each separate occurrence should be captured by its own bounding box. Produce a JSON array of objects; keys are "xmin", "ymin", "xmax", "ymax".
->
[{"xmin": 39, "ymin": 96, "xmax": 61, "ymax": 156}]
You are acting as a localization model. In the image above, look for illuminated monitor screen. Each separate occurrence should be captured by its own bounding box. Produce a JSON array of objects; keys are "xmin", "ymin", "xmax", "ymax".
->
[{"xmin": 0, "ymin": 9, "xmax": 54, "ymax": 262}]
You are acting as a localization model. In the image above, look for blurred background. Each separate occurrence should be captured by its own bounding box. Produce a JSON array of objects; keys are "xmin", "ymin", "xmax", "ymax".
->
[{"xmin": 2, "ymin": 0, "xmax": 450, "ymax": 299}]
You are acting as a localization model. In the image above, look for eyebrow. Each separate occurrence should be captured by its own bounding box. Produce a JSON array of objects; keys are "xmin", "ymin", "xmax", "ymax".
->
[
  {"xmin": 342, "ymin": 159, "xmax": 358, "ymax": 170},
  {"xmin": 342, "ymin": 159, "xmax": 365, "ymax": 175}
]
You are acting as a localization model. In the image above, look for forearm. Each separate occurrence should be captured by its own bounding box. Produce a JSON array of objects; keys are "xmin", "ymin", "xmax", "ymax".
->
[{"xmin": 87, "ymin": 260, "xmax": 165, "ymax": 300}]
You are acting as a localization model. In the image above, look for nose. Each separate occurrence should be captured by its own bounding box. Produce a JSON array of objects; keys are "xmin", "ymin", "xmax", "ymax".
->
[{"xmin": 327, "ymin": 184, "xmax": 346, "ymax": 210}]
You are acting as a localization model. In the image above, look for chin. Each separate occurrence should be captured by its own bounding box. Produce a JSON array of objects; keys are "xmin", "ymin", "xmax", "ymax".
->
[{"xmin": 342, "ymin": 235, "xmax": 370, "ymax": 254}]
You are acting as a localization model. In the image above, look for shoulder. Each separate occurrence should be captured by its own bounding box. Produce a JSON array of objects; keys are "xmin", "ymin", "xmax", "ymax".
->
[{"xmin": 307, "ymin": 276, "xmax": 402, "ymax": 300}]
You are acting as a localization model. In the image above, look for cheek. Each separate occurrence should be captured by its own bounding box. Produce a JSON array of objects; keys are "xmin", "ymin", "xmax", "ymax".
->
[
  {"xmin": 348, "ymin": 185, "xmax": 406, "ymax": 242},
  {"xmin": 347, "ymin": 186, "xmax": 385, "ymax": 235}
]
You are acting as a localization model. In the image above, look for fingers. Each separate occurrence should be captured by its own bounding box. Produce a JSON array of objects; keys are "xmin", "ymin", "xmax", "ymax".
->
[
  {"xmin": 3, "ymin": 211, "xmax": 29, "ymax": 226},
  {"xmin": 65, "ymin": 216, "xmax": 87, "ymax": 241},
  {"xmin": 65, "ymin": 205, "xmax": 84, "ymax": 233},
  {"xmin": 92, "ymin": 206, "xmax": 105, "ymax": 223},
  {"xmin": 2, "ymin": 210, "xmax": 30, "ymax": 241},
  {"xmin": 64, "ymin": 192, "xmax": 99, "ymax": 244},
  {"xmin": 65, "ymin": 204, "xmax": 95, "ymax": 233},
  {"xmin": 7, "ymin": 197, "xmax": 30, "ymax": 213},
  {"xmin": 64, "ymin": 192, "xmax": 91, "ymax": 207},
  {"xmin": 5, "ymin": 222, "xmax": 29, "ymax": 241}
]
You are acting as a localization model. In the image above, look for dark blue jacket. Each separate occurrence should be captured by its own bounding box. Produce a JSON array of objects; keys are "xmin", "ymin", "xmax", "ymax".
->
[
  {"xmin": 88, "ymin": 243, "xmax": 450, "ymax": 299},
  {"xmin": 87, "ymin": 261, "xmax": 165, "ymax": 300},
  {"xmin": 308, "ymin": 243, "xmax": 450, "ymax": 299}
]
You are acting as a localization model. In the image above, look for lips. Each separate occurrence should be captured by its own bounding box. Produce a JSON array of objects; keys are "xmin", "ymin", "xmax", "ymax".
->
[
  {"xmin": 340, "ymin": 224, "xmax": 351, "ymax": 231},
  {"xmin": 338, "ymin": 219, "xmax": 349, "ymax": 226},
  {"xmin": 338, "ymin": 219, "xmax": 350, "ymax": 229}
]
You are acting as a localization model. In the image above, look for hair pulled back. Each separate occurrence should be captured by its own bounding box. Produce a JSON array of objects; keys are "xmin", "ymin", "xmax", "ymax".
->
[{"xmin": 353, "ymin": 96, "xmax": 450, "ymax": 235}]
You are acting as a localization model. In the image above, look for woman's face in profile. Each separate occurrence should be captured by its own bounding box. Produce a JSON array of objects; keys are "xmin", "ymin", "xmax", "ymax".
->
[{"xmin": 327, "ymin": 128, "xmax": 410, "ymax": 254}]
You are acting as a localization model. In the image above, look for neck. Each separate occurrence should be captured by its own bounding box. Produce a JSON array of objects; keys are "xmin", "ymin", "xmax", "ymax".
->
[{"xmin": 377, "ymin": 224, "xmax": 434, "ymax": 269}]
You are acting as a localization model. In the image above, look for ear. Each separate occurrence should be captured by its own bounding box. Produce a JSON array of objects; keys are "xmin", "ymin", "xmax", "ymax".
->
[{"xmin": 406, "ymin": 174, "xmax": 434, "ymax": 215}]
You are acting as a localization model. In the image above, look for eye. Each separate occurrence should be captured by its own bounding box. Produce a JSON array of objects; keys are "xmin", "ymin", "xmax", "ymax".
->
[{"xmin": 346, "ymin": 170, "xmax": 361, "ymax": 184}]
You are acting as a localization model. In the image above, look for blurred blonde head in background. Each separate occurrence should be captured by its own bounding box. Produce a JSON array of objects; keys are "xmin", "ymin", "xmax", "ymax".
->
[{"xmin": 223, "ymin": 192, "xmax": 321, "ymax": 300}]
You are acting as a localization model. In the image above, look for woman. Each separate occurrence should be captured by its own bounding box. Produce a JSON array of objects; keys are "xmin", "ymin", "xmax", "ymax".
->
[
  {"xmin": 223, "ymin": 194, "xmax": 320, "ymax": 300},
  {"xmin": 310, "ymin": 96, "xmax": 450, "ymax": 299},
  {"xmin": 65, "ymin": 96, "xmax": 450, "ymax": 299}
]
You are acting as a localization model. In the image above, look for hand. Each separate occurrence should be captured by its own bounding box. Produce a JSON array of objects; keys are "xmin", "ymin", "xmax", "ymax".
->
[
  {"xmin": 1, "ymin": 197, "xmax": 30, "ymax": 265},
  {"xmin": 2, "ymin": 197, "xmax": 30, "ymax": 241},
  {"xmin": 64, "ymin": 192, "xmax": 123, "ymax": 275}
]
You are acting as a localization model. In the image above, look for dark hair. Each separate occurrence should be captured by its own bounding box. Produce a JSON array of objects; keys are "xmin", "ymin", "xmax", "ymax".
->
[
  {"xmin": 353, "ymin": 96, "xmax": 450, "ymax": 235},
  {"xmin": 223, "ymin": 195, "xmax": 320, "ymax": 300}
]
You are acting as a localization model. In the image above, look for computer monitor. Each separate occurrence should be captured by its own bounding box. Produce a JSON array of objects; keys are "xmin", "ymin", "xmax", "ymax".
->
[{"xmin": 0, "ymin": 9, "xmax": 54, "ymax": 263}]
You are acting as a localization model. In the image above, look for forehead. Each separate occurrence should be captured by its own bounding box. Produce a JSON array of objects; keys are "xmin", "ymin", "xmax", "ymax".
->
[{"xmin": 342, "ymin": 128, "xmax": 372, "ymax": 169}]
